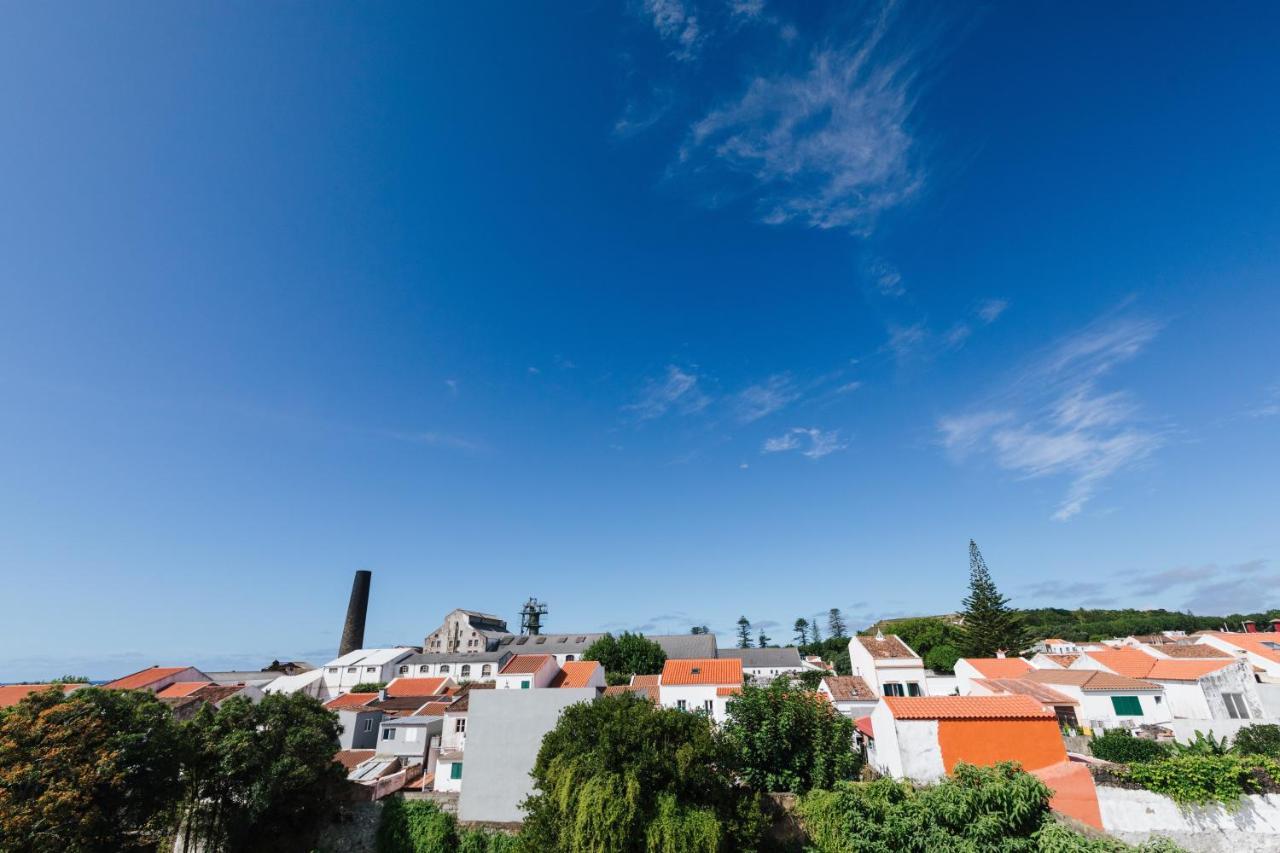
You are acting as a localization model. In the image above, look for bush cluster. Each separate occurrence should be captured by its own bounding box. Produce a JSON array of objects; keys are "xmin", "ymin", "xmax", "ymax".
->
[
  {"xmin": 1120, "ymin": 754, "xmax": 1280, "ymax": 807},
  {"xmin": 376, "ymin": 798, "xmax": 518, "ymax": 853},
  {"xmin": 1089, "ymin": 731, "xmax": 1170, "ymax": 764}
]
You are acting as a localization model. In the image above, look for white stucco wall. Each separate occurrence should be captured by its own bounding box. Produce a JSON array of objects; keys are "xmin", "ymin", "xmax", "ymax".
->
[
  {"xmin": 1097, "ymin": 786, "xmax": 1280, "ymax": 852},
  {"xmin": 926, "ymin": 673, "xmax": 959, "ymax": 696},
  {"xmin": 953, "ymin": 660, "xmax": 981, "ymax": 694},
  {"xmin": 658, "ymin": 684, "xmax": 729, "ymax": 721},
  {"xmin": 896, "ymin": 719, "xmax": 945, "ymax": 782},
  {"xmin": 1076, "ymin": 690, "xmax": 1170, "ymax": 731},
  {"xmin": 1160, "ymin": 680, "xmax": 1212, "ymax": 718}
]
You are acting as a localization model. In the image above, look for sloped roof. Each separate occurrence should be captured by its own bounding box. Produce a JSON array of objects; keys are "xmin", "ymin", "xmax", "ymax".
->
[
  {"xmin": 0, "ymin": 683, "xmax": 83, "ymax": 708},
  {"xmin": 972, "ymin": 677, "xmax": 1078, "ymax": 706},
  {"xmin": 961, "ymin": 657, "xmax": 1034, "ymax": 679},
  {"xmin": 630, "ymin": 674, "xmax": 660, "ymax": 687},
  {"xmin": 386, "ymin": 677, "xmax": 449, "ymax": 697},
  {"xmin": 1085, "ymin": 648, "xmax": 1160, "ymax": 678},
  {"xmin": 499, "ymin": 654, "xmax": 554, "ymax": 675},
  {"xmin": 603, "ymin": 684, "xmax": 659, "ymax": 702},
  {"xmin": 855, "ymin": 716, "xmax": 875, "ymax": 739},
  {"xmin": 334, "ymin": 749, "xmax": 376, "ymax": 772},
  {"xmin": 855, "ymin": 635, "xmax": 919, "ymax": 660},
  {"xmin": 1199, "ymin": 632, "xmax": 1280, "ymax": 664},
  {"xmin": 822, "ymin": 675, "xmax": 877, "ymax": 701},
  {"xmin": 445, "ymin": 682, "xmax": 495, "ymax": 713},
  {"xmin": 549, "ymin": 660, "xmax": 601, "ymax": 688},
  {"xmin": 102, "ymin": 666, "xmax": 195, "ymax": 691},
  {"xmin": 324, "ymin": 692, "xmax": 379, "ymax": 710},
  {"xmin": 1145, "ymin": 659, "xmax": 1234, "ymax": 681},
  {"xmin": 884, "ymin": 695, "xmax": 1054, "ymax": 720},
  {"xmin": 661, "ymin": 658, "xmax": 743, "ymax": 686},
  {"xmin": 1023, "ymin": 670, "xmax": 1160, "ymax": 692},
  {"xmin": 1041, "ymin": 654, "xmax": 1080, "ymax": 668},
  {"xmin": 1155, "ymin": 644, "xmax": 1230, "ymax": 659},
  {"xmin": 716, "ymin": 686, "xmax": 743, "ymax": 696},
  {"xmin": 156, "ymin": 681, "xmax": 213, "ymax": 698},
  {"xmin": 717, "ymin": 647, "xmax": 804, "ymax": 668}
]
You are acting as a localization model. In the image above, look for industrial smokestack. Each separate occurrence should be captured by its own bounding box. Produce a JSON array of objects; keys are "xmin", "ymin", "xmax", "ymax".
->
[{"xmin": 339, "ymin": 570, "xmax": 372, "ymax": 656}]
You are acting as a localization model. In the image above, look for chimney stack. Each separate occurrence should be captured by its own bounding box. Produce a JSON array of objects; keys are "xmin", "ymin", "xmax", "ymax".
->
[
  {"xmin": 1243, "ymin": 620, "xmax": 1257, "ymax": 634},
  {"xmin": 339, "ymin": 570, "xmax": 372, "ymax": 657},
  {"xmin": 1270, "ymin": 619, "xmax": 1280, "ymax": 633}
]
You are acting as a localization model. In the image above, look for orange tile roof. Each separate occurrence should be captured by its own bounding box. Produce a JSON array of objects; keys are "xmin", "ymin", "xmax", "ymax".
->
[
  {"xmin": 0, "ymin": 683, "xmax": 83, "ymax": 708},
  {"xmin": 716, "ymin": 686, "xmax": 743, "ymax": 696},
  {"xmin": 855, "ymin": 634, "xmax": 919, "ymax": 660},
  {"xmin": 1023, "ymin": 670, "xmax": 1161, "ymax": 692},
  {"xmin": 550, "ymin": 660, "xmax": 601, "ymax": 688},
  {"xmin": 1200, "ymin": 632, "xmax": 1280, "ymax": 664},
  {"xmin": 499, "ymin": 654, "xmax": 554, "ymax": 675},
  {"xmin": 972, "ymin": 678, "xmax": 1078, "ymax": 706},
  {"xmin": 884, "ymin": 695, "xmax": 1054, "ymax": 720},
  {"xmin": 660, "ymin": 658, "xmax": 743, "ymax": 686},
  {"xmin": 386, "ymin": 677, "xmax": 449, "ymax": 698},
  {"xmin": 156, "ymin": 681, "xmax": 213, "ymax": 698},
  {"xmin": 1085, "ymin": 648, "xmax": 1160, "ymax": 678},
  {"xmin": 603, "ymin": 684, "xmax": 659, "ymax": 702},
  {"xmin": 333, "ymin": 749, "xmax": 375, "ymax": 772},
  {"xmin": 962, "ymin": 657, "xmax": 1034, "ymax": 679},
  {"xmin": 1042, "ymin": 654, "xmax": 1080, "ymax": 668},
  {"xmin": 822, "ymin": 675, "xmax": 877, "ymax": 701},
  {"xmin": 419, "ymin": 701, "xmax": 453, "ymax": 716},
  {"xmin": 102, "ymin": 666, "xmax": 193, "ymax": 691},
  {"xmin": 324, "ymin": 692, "xmax": 379, "ymax": 710},
  {"xmin": 855, "ymin": 716, "xmax": 875, "ymax": 739},
  {"xmin": 1156, "ymin": 644, "xmax": 1230, "ymax": 659},
  {"xmin": 1145, "ymin": 659, "xmax": 1233, "ymax": 681},
  {"xmin": 630, "ymin": 674, "xmax": 660, "ymax": 687}
]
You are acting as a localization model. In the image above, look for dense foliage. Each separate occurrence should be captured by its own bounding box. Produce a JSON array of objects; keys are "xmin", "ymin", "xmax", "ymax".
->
[
  {"xmin": 1089, "ymin": 731, "xmax": 1171, "ymax": 764},
  {"xmin": 1018, "ymin": 607, "xmax": 1280, "ymax": 644},
  {"xmin": 1231, "ymin": 723, "xmax": 1280, "ymax": 758},
  {"xmin": 179, "ymin": 692, "xmax": 345, "ymax": 852},
  {"xmin": 1120, "ymin": 754, "xmax": 1280, "ymax": 806},
  {"xmin": 798, "ymin": 637, "xmax": 851, "ymax": 676},
  {"xmin": 520, "ymin": 692, "xmax": 762, "ymax": 852},
  {"xmin": 583, "ymin": 631, "xmax": 667, "ymax": 685},
  {"xmin": 861, "ymin": 617, "xmax": 963, "ymax": 674},
  {"xmin": 957, "ymin": 540, "xmax": 1029, "ymax": 657},
  {"xmin": 376, "ymin": 798, "xmax": 518, "ymax": 853},
  {"xmin": 351, "ymin": 681, "xmax": 388, "ymax": 693},
  {"xmin": 798, "ymin": 763, "xmax": 1181, "ymax": 853},
  {"xmin": 0, "ymin": 686, "xmax": 185, "ymax": 851},
  {"xmin": 721, "ymin": 678, "xmax": 860, "ymax": 794}
]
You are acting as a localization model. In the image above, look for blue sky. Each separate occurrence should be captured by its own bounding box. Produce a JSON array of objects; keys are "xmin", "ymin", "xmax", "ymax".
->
[{"xmin": 2, "ymin": 3, "xmax": 1278, "ymax": 680}]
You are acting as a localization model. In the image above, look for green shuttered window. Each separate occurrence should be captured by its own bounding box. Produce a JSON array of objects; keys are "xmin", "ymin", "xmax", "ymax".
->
[{"xmin": 1111, "ymin": 696, "xmax": 1142, "ymax": 716}]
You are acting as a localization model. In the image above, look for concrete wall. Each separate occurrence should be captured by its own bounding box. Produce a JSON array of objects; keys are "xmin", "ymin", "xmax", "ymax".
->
[
  {"xmin": 659, "ymin": 684, "xmax": 729, "ymax": 721},
  {"xmin": 337, "ymin": 710, "xmax": 383, "ymax": 750},
  {"xmin": 895, "ymin": 719, "xmax": 944, "ymax": 782},
  {"xmin": 1258, "ymin": 682, "xmax": 1280, "ymax": 717},
  {"xmin": 926, "ymin": 673, "xmax": 958, "ymax": 696},
  {"xmin": 457, "ymin": 687, "xmax": 596, "ymax": 824},
  {"xmin": 1097, "ymin": 786, "xmax": 1280, "ymax": 852},
  {"xmin": 1077, "ymin": 690, "xmax": 1169, "ymax": 731}
]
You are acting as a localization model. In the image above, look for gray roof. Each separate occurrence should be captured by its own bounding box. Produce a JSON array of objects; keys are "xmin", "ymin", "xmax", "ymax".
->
[
  {"xmin": 401, "ymin": 650, "xmax": 512, "ymax": 666},
  {"xmin": 717, "ymin": 647, "xmax": 804, "ymax": 668},
  {"xmin": 651, "ymin": 634, "xmax": 718, "ymax": 659},
  {"xmin": 204, "ymin": 671, "xmax": 278, "ymax": 685},
  {"xmin": 488, "ymin": 632, "xmax": 718, "ymax": 660}
]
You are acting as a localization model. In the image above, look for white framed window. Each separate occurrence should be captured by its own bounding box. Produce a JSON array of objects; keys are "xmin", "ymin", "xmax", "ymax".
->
[
  {"xmin": 482, "ymin": 665, "xmax": 492, "ymax": 677},
  {"xmin": 907, "ymin": 682, "xmax": 922, "ymax": 697},
  {"xmin": 883, "ymin": 683, "xmax": 905, "ymax": 697},
  {"xmin": 399, "ymin": 665, "xmax": 408, "ymax": 674},
  {"xmin": 677, "ymin": 700, "xmax": 687, "ymax": 711},
  {"xmin": 328, "ymin": 668, "xmax": 338, "ymax": 674},
  {"xmin": 461, "ymin": 665, "xmax": 471, "ymax": 677},
  {"xmin": 455, "ymin": 718, "xmax": 466, "ymax": 733},
  {"xmin": 703, "ymin": 700, "xmax": 713, "ymax": 713},
  {"xmin": 1224, "ymin": 693, "xmax": 1250, "ymax": 719},
  {"xmin": 420, "ymin": 665, "xmax": 429, "ymax": 673},
  {"xmin": 382, "ymin": 728, "xmax": 395, "ymax": 740},
  {"xmin": 365, "ymin": 666, "xmax": 377, "ymax": 673},
  {"xmin": 441, "ymin": 665, "xmax": 450, "ymax": 673},
  {"xmin": 363, "ymin": 718, "xmax": 373, "ymax": 732},
  {"xmin": 347, "ymin": 667, "xmax": 357, "ymax": 673}
]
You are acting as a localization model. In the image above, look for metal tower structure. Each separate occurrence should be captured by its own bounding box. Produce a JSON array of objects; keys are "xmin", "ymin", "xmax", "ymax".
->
[{"xmin": 520, "ymin": 597, "xmax": 548, "ymax": 635}]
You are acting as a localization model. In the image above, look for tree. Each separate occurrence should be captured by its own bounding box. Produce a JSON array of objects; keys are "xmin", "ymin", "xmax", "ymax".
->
[
  {"xmin": 690, "ymin": 625, "xmax": 710, "ymax": 635},
  {"xmin": 0, "ymin": 687, "xmax": 184, "ymax": 851},
  {"xmin": 1232, "ymin": 724, "xmax": 1280, "ymax": 758},
  {"xmin": 957, "ymin": 540, "xmax": 1029, "ymax": 658},
  {"xmin": 350, "ymin": 681, "xmax": 386, "ymax": 693},
  {"xmin": 793, "ymin": 618, "xmax": 810, "ymax": 645},
  {"xmin": 875, "ymin": 617, "xmax": 964, "ymax": 674},
  {"xmin": 736, "ymin": 616, "xmax": 752, "ymax": 649},
  {"xmin": 583, "ymin": 632, "xmax": 667, "ymax": 683},
  {"xmin": 809, "ymin": 617, "xmax": 823, "ymax": 644},
  {"xmin": 757, "ymin": 630, "xmax": 772, "ymax": 648},
  {"xmin": 721, "ymin": 678, "xmax": 859, "ymax": 793},
  {"xmin": 180, "ymin": 692, "xmax": 345, "ymax": 852},
  {"xmin": 520, "ymin": 692, "xmax": 762, "ymax": 852},
  {"xmin": 827, "ymin": 608, "xmax": 847, "ymax": 639}
]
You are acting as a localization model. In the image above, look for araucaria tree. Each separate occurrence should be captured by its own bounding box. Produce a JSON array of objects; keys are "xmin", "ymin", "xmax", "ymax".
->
[
  {"xmin": 736, "ymin": 616, "xmax": 752, "ymax": 649},
  {"xmin": 757, "ymin": 630, "xmax": 772, "ymax": 648},
  {"xmin": 793, "ymin": 617, "xmax": 810, "ymax": 645},
  {"xmin": 958, "ymin": 540, "xmax": 1029, "ymax": 658},
  {"xmin": 827, "ymin": 608, "xmax": 847, "ymax": 639}
]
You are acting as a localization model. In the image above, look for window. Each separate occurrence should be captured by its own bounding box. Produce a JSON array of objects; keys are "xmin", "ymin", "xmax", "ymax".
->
[
  {"xmin": 399, "ymin": 665, "xmax": 408, "ymax": 674},
  {"xmin": 482, "ymin": 665, "xmax": 492, "ymax": 677},
  {"xmin": 347, "ymin": 667, "xmax": 357, "ymax": 673},
  {"xmin": 521, "ymin": 680, "xmax": 530, "ymax": 689},
  {"xmin": 461, "ymin": 665, "xmax": 471, "ymax": 677},
  {"xmin": 419, "ymin": 665, "xmax": 429, "ymax": 673},
  {"xmin": 328, "ymin": 668, "xmax": 338, "ymax": 674},
  {"xmin": 703, "ymin": 700, "xmax": 713, "ymax": 713},
  {"xmin": 440, "ymin": 665, "xmax": 450, "ymax": 673},
  {"xmin": 1223, "ymin": 693, "xmax": 1250, "ymax": 719},
  {"xmin": 365, "ymin": 666, "xmax": 377, "ymax": 673},
  {"xmin": 677, "ymin": 700, "xmax": 687, "ymax": 711},
  {"xmin": 450, "ymin": 762, "xmax": 463, "ymax": 780},
  {"xmin": 363, "ymin": 718, "xmax": 373, "ymax": 732},
  {"xmin": 883, "ymin": 683, "xmax": 905, "ymax": 697},
  {"xmin": 1262, "ymin": 642, "xmax": 1280, "ymax": 651},
  {"xmin": 382, "ymin": 728, "xmax": 395, "ymax": 740},
  {"xmin": 1111, "ymin": 696, "xmax": 1143, "ymax": 716},
  {"xmin": 565, "ymin": 655, "xmax": 575, "ymax": 662},
  {"xmin": 455, "ymin": 718, "xmax": 466, "ymax": 733},
  {"xmin": 906, "ymin": 682, "xmax": 923, "ymax": 697},
  {"xmin": 1154, "ymin": 695, "xmax": 1162, "ymax": 704}
]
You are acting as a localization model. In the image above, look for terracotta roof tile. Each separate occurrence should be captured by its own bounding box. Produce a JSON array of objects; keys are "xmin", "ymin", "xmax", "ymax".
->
[
  {"xmin": 885, "ymin": 695, "xmax": 1054, "ymax": 720},
  {"xmin": 418, "ymin": 701, "xmax": 453, "ymax": 716},
  {"xmin": 972, "ymin": 678, "xmax": 1078, "ymax": 706},
  {"xmin": 603, "ymin": 684, "xmax": 659, "ymax": 702},
  {"xmin": 821, "ymin": 675, "xmax": 877, "ymax": 701},
  {"xmin": 716, "ymin": 686, "xmax": 743, "ymax": 696},
  {"xmin": 190, "ymin": 684, "xmax": 246, "ymax": 703},
  {"xmin": 324, "ymin": 692, "xmax": 379, "ymax": 710},
  {"xmin": 499, "ymin": 654, "xmax": 554, "ymax": 675},
  {"xmin": 1199, "ymin": 632, "xmax": 1280, "ymax": 664},
  {"xmin": 386, "ymin": 677, "xmax": 449, "ymax": 697},
  {"xmin": 630, "ymin": 674, "xmax": 660, "ymax": 687},
  {"xmin": 334, "ymin": 749, "xmax": 375, "ymax": 772},
  {"xmin": 1085, "ymin": 649, "xmax": 1160, "ymax": 678},
  {"xmin": 855, "ymin": 716, "xmax": 875, "ymax": 739},
  {"xmin": 855, "ymin": 634, "xmax": 919, "ymax": 660},
  {"xmin": 1042, "ymin": 654, "xmax": 1080, "ymax": 668},
  {"xmin": 660, "ymin": 658, "xmax": 742, "ymax": 686},
  {"xmin": 1023, "ymin": 670, "xmax": 1160, "ymax": 692},
  {"xmin": 961, "ymin": 658, "xmax": 1034, "ymax": 679},
  {"xmin": 549, "ymin": 660, "xmax": 601, "ymax": 688},
  {"xmin": 102, "ymin": 666, "xmax": 193, "ymax": 691},
  {"xmin": 1156, "ymin": 644, "xmax": 1230, "ymax": 659},
  {"xmin": 1145, "ymin": 659, "xmax": 1233, "ymax": 681},
  {"xmin": 156, "ymin": 681, "xmax": 213, "ymax": 698},
  {"xmin": 0, "ymin": 683, "xmax": 83, "ymax": 708},
  {"xmin": 445, "ymin": 682, "xmax": 494, "ymax": 713}
]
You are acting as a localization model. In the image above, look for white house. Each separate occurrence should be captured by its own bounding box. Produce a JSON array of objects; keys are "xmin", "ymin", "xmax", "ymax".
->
[
  {"xmin": 1140, "ymin": 659, "xmax": 1265, "ymax": 721},
  {"xmin": 494, "ymin": 654, "xmax": 560, "ymax": 689},
  {"xmin": 658, "ymin": 658, "xmax": 743, "ymax": 722},
  {"xmin": 376, "ymin": 714, "xmax": 442, "ymax": 767},
  {"xmin": 322, "ymin": 648, "xmax": 417, "ymax": 696},
  {"xmin": 1022, "ymin": 670, "xmax": 1171, "ymax": 732},
  {"xmin": 1032, "ymin": 638, "xmax": 1080, "ymax": 655},
  {"xmin": 263, "ymin": 668, "xmax": 331, "ymax": 701},
  {"xmin": 435, "ymin": 683, "xmax": 494, "ymax": 792},
  {"xmin": 849, "ymin": 633, "xmax": 928, "ymax": 697},
  {"xmin": 1195, "ymin": 631, "xmax": 1280, "ymax": 681},
  {"xmin": 396, "ymin": 651, "xmax": 510, "ymax": 682},
  {"xmin": 717, "ymin": 647, "xmax": 808, "ymax": 684},
  {"xmin": 953, "ymin": 656, "xmax": 1034, "ymax": 694},
  {"xmin": 817, "ymin": 675, "xmax": 878, "ymax": 719}
]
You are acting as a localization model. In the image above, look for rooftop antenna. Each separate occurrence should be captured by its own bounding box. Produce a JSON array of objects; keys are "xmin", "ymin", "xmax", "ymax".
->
[{"xmin": 520, "ymin": 597, "xmax": 548, "ymax": 635}]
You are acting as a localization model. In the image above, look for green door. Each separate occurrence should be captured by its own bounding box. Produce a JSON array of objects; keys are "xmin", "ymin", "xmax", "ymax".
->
[{"xmin": 451, "ymin": 762, "xmax": 463, "ymax": 780}]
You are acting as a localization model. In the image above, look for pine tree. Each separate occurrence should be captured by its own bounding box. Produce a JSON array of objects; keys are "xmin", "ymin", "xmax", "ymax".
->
[
  {"xmin": 827, "ymin": 608, "xmax": 847, "ymax": 639},
  {"xmin": 809, "ymin": 617, "xmax": 823, "ymax": 644},
  {"xmin": 736, "ymin": 616, "xmax": 752, "ymax": 649},
  {"xmin": 958, "ymin": 539, "xmax": 1029, "ymax": 657},
  {"xmin": 757, "ymin": 630, "xmax": 772, "ymax": 648},
  {"xmin": 793, "ymin": 618, "xmax": 810, "ymax": 645},
  {"xmin": 690, "ymin": 625, "xmax": 709, "ymax": 635}
]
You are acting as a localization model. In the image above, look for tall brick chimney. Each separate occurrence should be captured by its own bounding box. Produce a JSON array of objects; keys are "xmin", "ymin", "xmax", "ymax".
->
[{"xmin": 339, "ymin": 570, "xmax": 372, "ymax": 656}]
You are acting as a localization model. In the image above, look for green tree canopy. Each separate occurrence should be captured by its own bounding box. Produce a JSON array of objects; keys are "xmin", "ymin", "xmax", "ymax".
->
[
  {"xmin": 957, "ymin": 540, "xmax": 1029, "ymax": 657},
  {"xmin": 736, "ymin": 616, "xmax": 752, "ymax": 649},
  {"xmin": 0, "ymin": 686, "xmax": 184, "ymax": 851},
  {"xmin": 793, "ymin": 618, "xmax": 810, "ymax": 645},
  {"xmin": 520, "ymin": 693, "xmax": 762, "ymax": 852},
  {"xmin": 865, "ymin": 617, "xmax": 965, "ymax": 674},
  {"xmin": 583, "ymin": 631, "xmax": 667, "ymax": 684},
  {"xmin": 827, "ymin": 609, "xmax": 847, "ymax": 639},
  {"xmin": 721, "ymin": 678, "xmax": 860, "ymax": 794}
]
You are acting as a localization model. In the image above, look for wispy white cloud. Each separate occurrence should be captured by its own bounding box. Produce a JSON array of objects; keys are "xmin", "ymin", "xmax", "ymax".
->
[
  {"xmin": 886, "ymin": 322, "xmax": 927, "ymax": 362},
  {"xmin": 762, "ymin": 427, "xmax": 846, "ymax": 459},
  {"xmin": 733, "ymin": 373, "xmax": 800, "ymax": 422},
  {"xmin": 1124, "ymin": 560, "xmax": 1273, "ymax": 615},
  {"xmin": 937, "ymin": 315, "xmax": 1166, "ymax": 520},
  {"xmin": 728, "ymin": 0, "xmax": 764, "ymax": 19},
  {"xmin": 1248, "ymin": 383, "xmax": 1280, "ymax": 418},
  {"xmin": 869, "ymin": 258, "xmax": 905, "ymax": 296},
  {"xmin": 680, "ymin": 5, "xmax": 920, "ymax": 231},
  {"xmin": 646, "ymin": 0, "xmax": 703, "ymax": 61},
  {"xmin": 625, "ymin": 365, "xmax": 711, "ymax": 420},
  {"xmin": 978, "ymin": 298, "xmax": 1008, "ymax": 324}
]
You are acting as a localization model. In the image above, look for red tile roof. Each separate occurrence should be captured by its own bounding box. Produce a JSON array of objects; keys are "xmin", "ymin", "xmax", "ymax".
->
[
  {"xmin": 855, "ymin": 634, "xmax": 919, "ymax": 660},
  {"xmin": 660, "ymin": 658, "xmax": 743, "ymax": 686},
  {"xmin": 419, "ymin": 701, "xmax": 453, "ymax": 716},
  {"xmin": 549, "ymin": 660, "xmax": 601, "ymax": 688},
  {"xmin": 821, "ymin": 675, "xmax": 877, "ymax": 701},
  {"xmin": 1085, "ymin": 649, "xmax": 1160, "ymax": 678},
  {"xmin": 156, "ymin": 681, "xmax": 213, "ymax": 698},
  {"xmin": 716, "ymin": 686, "xmax": 743, "ymax": 696},
  {"xmin": 499, "ymin": 654, "xmax": 554, "ymax": 675},
  {"xmin": 884, "ymin": 695, "xmax": 1055, "ymax": 720},
  {"xmin": 445, "ymin": 682, "xmax": 495, "ymax": 713},
  {"xmin": 1023, "ymin": 670, "xmax": 1161, "ymax": 692},
  {"xmin": 324, "ymin": 692, "xmax": 379, "ymax": 710},
  {"xmin": 630, "ymin": 674, "xmax": 660, "ymax": 687},
  {"xmin": 386, "ymin": 677, "xmax": 449, "ymax": 697},
  {"xmin": 1199, "ymin": 632, "xmax": 1280, "ymax": 664},
  {"xmin": 972, "ymin": 678, "xmax": 1078, "ymax": 706},
  {"xmin": 603, "ymin": 684, "xmax": 659, "ymax": 702},
  {"xmin": 333, "ymin": 749, "xmax": 375, "ymax": 772},
  {"xmin": 0, "ymin": 683, "xmax": 83, "ymax": 708},
  {"xmin": 1041, "ymin": 654, "xmax": 1080, "ymax": 668},
  {"xmin": 1145, "ymin": 659, "xmax": 1234, "ymax": 681},
  {"xmin": 1156, "ymin": 644, "xmax": 1230, "ymax": 659},
  {"xmin": 961, "ymin": 658, "xmax": 1034, "ymax": 679},
  {"xmin": 855, "ymin": 716, "xmax": 875, "ymax": 739},
  {"xmin": 102, "ymin": 666, "xmax": 193, "ymax": 691}
]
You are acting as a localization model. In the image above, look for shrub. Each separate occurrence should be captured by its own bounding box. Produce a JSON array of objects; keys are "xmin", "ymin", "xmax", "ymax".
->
[
  {"xmin": 1089, "ymin": 730, "xmax": 1170, "ymax": 763},
  {"xmin": 1168, "ymin": 730, "xmax": 1228, "ymax": 757},
  {"xmin": 1033, "ymin": 819, "xmax": 1184, "ymax": 852},
  {"xmin": 1121, "ymin": 754, "xmax": 1280, "ymax": 807},
  {"xmin": 352, "ymin": 682, "xmax": 388, "ymax": 693},
  {"xmin": 1232, "ymin": 723, "xmax": 1280, "ymax": 758},
  {"xmin": 376, "ymin": 798, "xmax": 458, "ymax": 853}
]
